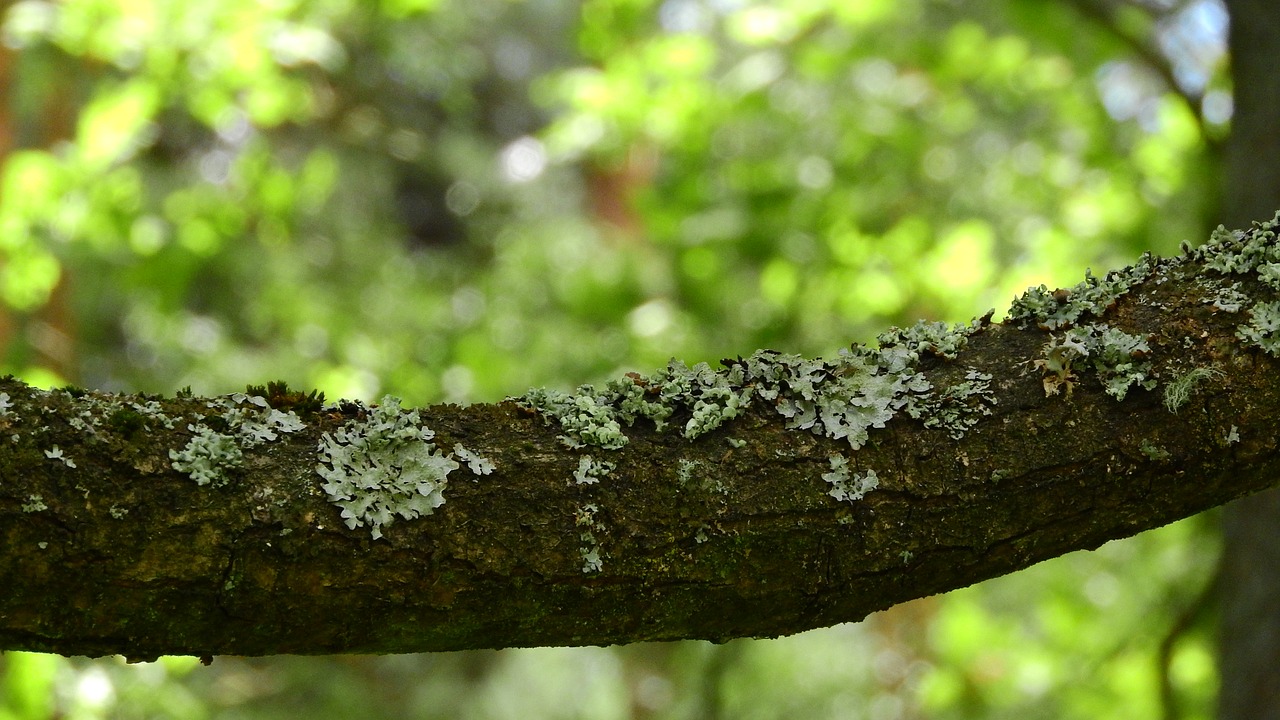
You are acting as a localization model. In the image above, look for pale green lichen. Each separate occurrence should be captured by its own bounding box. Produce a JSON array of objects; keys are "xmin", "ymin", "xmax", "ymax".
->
[
  {"xmin": 1236, "ymin": 301, "xmax": 1280, "ymax": 356},
  {"xmin": 573, "ymin": 455, "xmax": 615, "ymax": 485},
  {"xmin": 1034, "ymin": 324, "xmax": 1155, "ymax": 400},
  {"xmin": 316, "ymin": 396, "xmax": 458, "ymax": 540},
  {"xmin": 1139, "ymin": 439, "xmax": 1171, "ymax": 461},
  {"xmin": 1226, "ymin": 425, "xmax": 1240, "ymax": 444},
  {"xmin": 821, "ymin": 455, "xmax": 878, "ymax": 503},
  {"xmin": 1205, "ymin": 283, "xmax": 1250, "ymax": 313},
  {"xmin": 514, "ymin": 318, "xmax": 993, "ymax": 451},
  {"xmin": 574, "ymin": 503, "xmax": 605, "ymax": 573},
  {"xmin": 0, "ymin": 392, "xmax": 11, "ymax": 417},
  {"xmin": 170, "ymin": 393, "xmax": 305, "ymax": 486},
  {"xmin": 1163, "ymin": 367, "xmax": 1223, "ymax": 413},
  {"xmin": 21, "ymin": 494, "xmax": 47, "ymax": 513},
  {"xmin": 169, "ymin": 425, "xmax": 243, "ymax": 487},
  {"xmin": 1008, "ymin": 256, "xmax": 1156, "ymax": 330},
  {"xmin": 453, "ymin": 445, "xmax": 495, "ymax": 476}
]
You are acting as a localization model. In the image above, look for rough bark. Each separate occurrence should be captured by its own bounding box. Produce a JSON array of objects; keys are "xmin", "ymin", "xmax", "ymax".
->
[
  {"xmin": 4, "ymin": 226, "xmax": 1280, "ymax": 660},
  {"xmin": 1219, "ymin": 2, "xmax": 1280, "ymax": 717}
]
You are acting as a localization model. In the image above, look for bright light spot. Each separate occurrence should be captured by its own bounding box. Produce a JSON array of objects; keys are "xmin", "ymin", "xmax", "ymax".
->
[
  {"xmin": 75, "ymin": 667, "xmax": 115, "ymax": 710},
  {"xmin": 1203, "ymin": 88, "xmax": 1232, "ymax": 125},
  {"xmin": 441, "ymin": 365, "xmax": 474, "ymax": 403},
  {"xmin": 500, "ymin": 136, "xmax": 546, "ymax": 183},
  {"xmin": 659, "ymin": 0, "xmax": 711, "ymax": 33},
  {"xmin": 181, "ymin": 315, "xmax": 223, "ymax": 355},
  {"xmin": 796, "ymin": 155, "xmax": 833, "ymax": 189},
  {"xmin": 628, "ymin": 299, "xmax": 673, "ymax": 338}
]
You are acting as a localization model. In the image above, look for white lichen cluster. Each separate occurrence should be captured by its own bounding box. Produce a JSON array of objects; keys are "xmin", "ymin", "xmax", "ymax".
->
[
  {"xmin": 170, "ymin": 425, "xmax": 244, "ymax": 487},
  {"xmin": 515, "ymin": 318, "xmax": 993, "ymax": 452},
  {"xmin": 453, "ymin": 444, "xmax": 495, "ymax": 476},
  {"xmin": 572, "ymin": 455, "xmax": 614, "ymax": 485},
  {"xmin": 316, "ymin": 396, "xmax": 461, "ymax": 540},
  {"xmin": 821, "ymin": 455, "xmax": 879, "ymax": 503},
  {"xmin": 1034, "ymin": 324, "xmax": 1156, "ymax": 400},
  {"xmin": 43, "ymin": 445, "xmax": 76, "ymax": 469},
  {"xmin": 169, "ymin": 393, "xmax": 306, "ymax": 487}
]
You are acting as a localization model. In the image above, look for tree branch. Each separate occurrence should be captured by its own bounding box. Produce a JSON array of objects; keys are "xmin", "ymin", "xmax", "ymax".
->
[{"xmin": 4, "ymin": 219, "xmax": 1280, "ymax": 659}]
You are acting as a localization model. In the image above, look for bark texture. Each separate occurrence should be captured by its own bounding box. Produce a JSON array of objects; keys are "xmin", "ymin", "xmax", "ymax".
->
[{"xmin": 3, "ymin": 232, "xmax": 1280, "ymax": 660}]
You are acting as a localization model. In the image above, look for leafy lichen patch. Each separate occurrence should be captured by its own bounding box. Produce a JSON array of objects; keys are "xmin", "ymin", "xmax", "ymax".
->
[
  {"xmin": 169, "ymin": 394, "xmax": 306, "ymax": 486},
  {"xmin": 1033, "ymin": 324, "xmax": 1155, "ymax": 399},
  {"xmin": 821, "ymin": 455, "xmax": 878, "ymax": 503},
  {"xmin": 315, "ymin": 396, "xmax": 460, "ymax": 540},
  {"xmin": 1007, "ymin": 255, "xmax": 1156, "ymax": 330},
  {"xmin": 572, "ymin": 455, "xmax": 614, "ymax": 485},
  {"xmin": 513, "ymin": 318, "xmax": 992, "ymax": 452}
]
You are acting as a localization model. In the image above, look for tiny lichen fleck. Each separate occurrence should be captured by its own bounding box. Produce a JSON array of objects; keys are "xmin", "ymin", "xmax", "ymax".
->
[
  {"xmin": 453, "ymin": 444, "xmax": 495, "ymax": 476},
  {"xmin": 1225, "ymin": 425, "xmax": 1240, "ymax": 444},
  {"xmin": 22, "ymin": 494, "xmax": 47, "ymax": 513},
  {"xmin": 575, "ymin": 503, "xmax": 605, "ymax": 573},
  {"xmin": 573, "ymin": 455, "xmax": 615, "ymax": 485},
  {"xmin": 1140, "ymin": 439, "xmax": 1171, "ymax": 461},
  {"xmin": 0, "ymin": 392, "xmax": 11, "ymax": 417},
  {"xmin": 43, "ymin": 446, "xmax": 76, "ymax": 469},
  {"xmin": 822, "ymin": 455, "xmax": 878, "ymax": 503}
]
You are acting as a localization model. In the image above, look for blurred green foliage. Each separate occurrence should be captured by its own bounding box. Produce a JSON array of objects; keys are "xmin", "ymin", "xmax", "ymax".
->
[{"xmin": 0, "ymin": 0, "xmax": 1227, "ymax": 717}]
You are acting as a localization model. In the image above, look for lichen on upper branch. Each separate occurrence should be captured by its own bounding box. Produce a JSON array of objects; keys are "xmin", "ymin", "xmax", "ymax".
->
[{"xmin": 513, "ymin": 317, "xmax": 994, "ymax": 451}]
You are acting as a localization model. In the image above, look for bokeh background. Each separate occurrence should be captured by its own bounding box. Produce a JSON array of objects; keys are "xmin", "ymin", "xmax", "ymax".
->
[{"xmin": 0, "ymin": 0, "xmax": 1230, "ymax": 717}]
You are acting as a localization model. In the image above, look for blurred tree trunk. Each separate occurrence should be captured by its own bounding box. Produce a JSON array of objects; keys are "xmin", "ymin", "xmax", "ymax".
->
[
  {"xmin": 5, "ymin": 235, "xmax": 1280, "ymax": 658},
  {"xmin": 1218, "ymin": 2, "xmax": 1280, "ymax": 718}
]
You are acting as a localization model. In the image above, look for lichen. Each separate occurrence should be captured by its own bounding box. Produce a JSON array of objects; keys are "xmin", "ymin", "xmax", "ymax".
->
[
  {"xmin": 574, "ymin": 503, "xmax": 605, "ymax": 573},
  {"xmin": 513, "ymin": 318, "xmax": 993, "ymax": 452},
  {"xmin": 169, "ymin": 393, "xmax": 306, "ymax": 486},
  {"xmin": 169, "ymin": 425, "xmax": 243, "ymax": 487},
  {"xmin": 316, "ymin": 396, "xmax": 458, "ymax": 540},
  {"xmin": 452, "ymin": 445, "xmax": 495, "ymax": 476},
  {"xmin": 21, "ymin": 494, "xmax": 47, "ymax": 513},
  {"xmin": 1236, "ymin": 301, "xmax": 1280, "ymax": 356},
  {"xmin": 1139, "ymin": 439, "xmax": 1170, "ymax": 461},
  {"xmin": 1007, "ymin": 255, "xmax": 1156, "ymax": 330},
  {"xmin": 572, "ymin": 455, "xmax": 614, "ymax": 485},
  {"xmin": 821, "ymin": 455, "xmax": 879, "ymax": 503},
  {"xmin": 43, "ymin": 445, "xmax": 76, "ymax": 469},
  {"xmin": 1034, "ymin": 324, "xmax": 1155, "ymax": 399},
  {"xmin": 1163, "ymin": 367, "xmax": 1223, "ymax": 414}
]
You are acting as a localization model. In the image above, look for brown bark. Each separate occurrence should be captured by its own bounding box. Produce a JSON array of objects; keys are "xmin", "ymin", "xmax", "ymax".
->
[{"xmin": 2, "ymin": 235, "xmax": 1280, "ymax": 660}]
